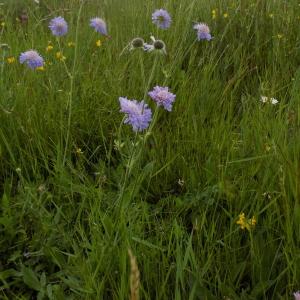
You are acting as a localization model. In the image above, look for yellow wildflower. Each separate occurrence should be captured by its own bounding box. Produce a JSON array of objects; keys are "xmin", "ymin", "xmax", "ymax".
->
[
  {"xmin": 46, "ymin": 45, "xmax": 53, "ymax": 52},
  {"xmin": 223, "ymin": 13, "xmax": 229, "ymax": 18},
  {"xmin": 75, "ymin": 147, "xmax": 84, "ymax": 155},
  {"xmin": 250, "ymin": 216, "xmax": 256, "ymax": 227},
  {"xmin": 56, "ymin": 51, "xmax": 66, "ymax": 61},
  {"xmin": 7, "ymin": 56, "xmax": 16, "ymax": 64},
  {"xmin": 36, "ymin": 66, "xmax": 45, "ymax": 71},
  {"xmin": 212, "ymin": 9, "xmax": 217, "ymax": 19},
  {"xmin": 68, "ymin": 41, "xmax": 75, "ymax": 47},
  {"xmin": 96, "ymin": 39, "xmax": 102, "ymax": 47},
  {"xmin": 264, "ymin": 144, "xmax": 271, "ymax": 152},
  {"xmin": 236, "ymin": 213, "xmax": 247, "ymax": 230},
  {"xmin": 236, "ymin": 213, "xmax": 256, "ymax": 231}
]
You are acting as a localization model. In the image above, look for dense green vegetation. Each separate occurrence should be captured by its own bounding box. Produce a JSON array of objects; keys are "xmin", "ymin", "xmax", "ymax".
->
[{"xmin": 0, "ymin": 0, "xmax": 299, "ymax": 299}]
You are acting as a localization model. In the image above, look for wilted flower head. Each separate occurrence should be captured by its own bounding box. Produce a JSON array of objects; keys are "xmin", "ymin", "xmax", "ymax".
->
[
  {"xmin": 260, "ymin": 96, "xmax": 278, "ymax": 105},
  {"xmin": 143, "ymin": 36, "xmax": 167, "ymax": 55},
  {"xmin": 90, "ymin": 17, "xmax": 108, "ymax": 35},
  {"xmin": 193, "ymin": 23, "xmax": 212, "ymax": 41},
  {"xmin": 49, "ymin": 16, "xmax": 68, "ymax": 36},
  {"xmin": 19, "ymin": 50, "xmax": 44, "ymax": 69},
  {"xmin": 119, "ymin": 97, "xmax": 152, "ymax": 132},
  {"xmin": 294, "ymin": 291, "xmax": 300, "ymax": 300},
  {"xmin": 152, "ymin": 9, "xmax": 171, "ymax": 29},
  {"xmin": 120, "ymin": 37, "xmax": 145, "ymax": 56},
  {"xmin": 131, "ymin": 37, "xmax": 145, "ymax": 49},
  {"xmin": 148, "ymin": 86, "xmax": 176, "ymax": 111},
  {"xmin": 18, "ymin": 10, "xmax": 28, "ymax": 25}
]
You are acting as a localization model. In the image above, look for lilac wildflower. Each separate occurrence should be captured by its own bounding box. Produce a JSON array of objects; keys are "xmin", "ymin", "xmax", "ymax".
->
[
  {"xmin": 148, "ymin": 86, "xmax": 176, "ymax": 111},
  {"xmin": 90, "ymin": 17, "xmax": 108, "ymax": 35},
  {"xmin": 294, "ymin": 291, "xmax": 300, "ymax": 300},
  {"xmin": 19, "ymin": 50, "xmax": 44, "ymax": 69},
  {"xmin": 119, "ymin": 97, "xmax": 152, "ymax": 132},
  {"xmin": 49, "ymin": 16, "xmax": 68, "ymax": 36},
  {"xmin": 152, "ymin": 9, "xmax": 171, "ymax": 29},
  {"xmin": 193, "ymin": 23, "xmax": 212, "ymax": 41}
]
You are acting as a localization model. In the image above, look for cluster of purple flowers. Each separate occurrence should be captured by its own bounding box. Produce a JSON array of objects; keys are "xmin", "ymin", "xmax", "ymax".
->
[
  {"xmin": 19, "ymin": 8, "xmax": 213, "ymax": 70},
  {"xmin": 48, "ymin": 16, "xmax": 108, "ymax": 38},
  {"xmin": 19, "ymin": 16, "xmax": 108, "ymax": 70},
  {"xmin": 119, "ymin": 86, "xmax": 176, "ymax": 132},
  {"xmin": 18, "ymin": 9, "xmax": 212, "ymax": 134},
  {"xmin": 119, "ymin": 8, "xmax": 213, "ymax": 131},
  {"xmin": 150, "ymin": 8, "xmax": 212, "ymax": 41}
]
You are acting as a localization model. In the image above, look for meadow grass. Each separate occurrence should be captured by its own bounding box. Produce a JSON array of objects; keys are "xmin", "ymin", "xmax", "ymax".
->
[{"xmin": 0, "ymin": 0, "xmax": 300, "ymax": 299}]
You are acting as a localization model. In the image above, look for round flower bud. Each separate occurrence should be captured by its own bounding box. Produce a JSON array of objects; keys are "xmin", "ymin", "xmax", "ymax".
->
[
  {"xmin": 153, "ymin": 40, "xmax": 165, "ymax": 50},
  {"xmin": 131, "ymin": 38, "xmax": 144, "ymax": 48}
]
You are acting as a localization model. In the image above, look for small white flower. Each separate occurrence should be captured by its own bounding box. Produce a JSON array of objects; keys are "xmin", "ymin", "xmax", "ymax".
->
[
  {"xmin": 260, "ymin": 96, "xmax": 268, "ymax": 103},
  {"xmin": 260, "ymin": 95, "xmax": 278, "ymax": 105},
  {"xmin": 270, "ymin": 98, "xmax": 278, "ymax": 105}
]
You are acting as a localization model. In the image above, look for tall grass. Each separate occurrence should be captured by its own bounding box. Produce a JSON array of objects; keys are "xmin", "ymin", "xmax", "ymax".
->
[{"xmin": 0, "ymin": 0, "xmax": 299, "ymax": 299}]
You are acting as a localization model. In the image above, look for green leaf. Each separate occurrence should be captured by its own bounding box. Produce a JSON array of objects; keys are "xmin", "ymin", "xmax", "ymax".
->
[{"xmin": 21, "ymin": 266, "xmax": 41, "ymax": 291}]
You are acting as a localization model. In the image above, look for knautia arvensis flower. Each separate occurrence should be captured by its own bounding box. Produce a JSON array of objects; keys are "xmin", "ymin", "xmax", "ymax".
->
[
  {"xmin": 49, "ymin": 16, "xmax": 68, "ymax": 36},
  {"xmin": 90, "ymin": 17, "xmax": 108, "ymax": 36},
  {"xmin": 119, "ymin": 97, "xmax": 152, "ymax": 132},
  {"xmin": 152, "ymin": 9, "xmax": 172, "ymax": 29},
  {"xmin": 148, "ymin": 86, "xmax": 176, "ymax": 111},
  {"xmin": 294, "ymin": 291, "xmax": 300, "ymax": 300},
  {"xmin": 193, "ymin": 23, "xmax": 212, "ymax": 41},
  {"xmin": 19, "ymin": 50, "xmax": 44, "ymax": 69}
]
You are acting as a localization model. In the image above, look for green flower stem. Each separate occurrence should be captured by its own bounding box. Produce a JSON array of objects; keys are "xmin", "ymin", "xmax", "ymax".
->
[{"xmin": 62, "ymin": 1, "xmax": 84, "ymax": 166}]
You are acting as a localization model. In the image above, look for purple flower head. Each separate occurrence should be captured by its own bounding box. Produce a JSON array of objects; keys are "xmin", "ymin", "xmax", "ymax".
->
[
  {"xmin": 119, "ymin": 97, "xmax": 152, "ymax": 132},
  {"xmin": 193, "ymin": 23, "xmax": 212, "ymax": 41},
  {"xmin": 90, "ymin": 17, "xmax": 108, "ymax": 35},
  {"xmin": 294, "ymin": 292, "xmax": 300, "ymax": 300},
  {"xmin": 19, "ymin": 50, "xmax": 44, "ymax": 69},
  {"xmin": 49, "ymin": 16, "xmax": 68, "ymax": 36},
  {"xmin": 148, "ymin": 86, "xmax": 176, "ymax": 111},
  {"xmin": 152, "ymin": 9, "xmax": 171, "ymax": 29}
]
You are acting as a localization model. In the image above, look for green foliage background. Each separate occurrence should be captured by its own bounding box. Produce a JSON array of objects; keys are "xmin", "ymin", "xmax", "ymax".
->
[{"xmin": 0, "ymin": 0, "xmax": 299, "ymax": 299}]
